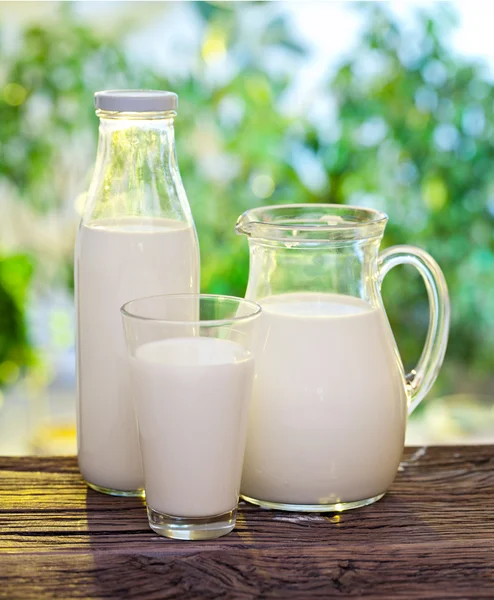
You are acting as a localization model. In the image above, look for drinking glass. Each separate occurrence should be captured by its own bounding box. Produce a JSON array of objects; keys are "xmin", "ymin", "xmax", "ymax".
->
[{"xmin": 121, "ymin": 294, "xmax": 261, "ymax": 540}]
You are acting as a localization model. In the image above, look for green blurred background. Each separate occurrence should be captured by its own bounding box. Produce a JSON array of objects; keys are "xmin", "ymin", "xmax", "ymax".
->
[{"xmin": 0, "ymin": 1, "xmax": 493, "ymax": 453}]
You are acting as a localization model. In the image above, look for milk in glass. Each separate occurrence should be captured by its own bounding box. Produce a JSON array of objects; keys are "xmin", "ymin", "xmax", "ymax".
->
[{"xmin": 129, "ymin": 337, "xmax": 254, "ymax": 517}]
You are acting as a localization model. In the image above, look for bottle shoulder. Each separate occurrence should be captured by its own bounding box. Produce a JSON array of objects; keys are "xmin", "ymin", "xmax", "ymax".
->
[{"xmin": 82, "ymin": 119, "xmax": 193, "ymax": 224}]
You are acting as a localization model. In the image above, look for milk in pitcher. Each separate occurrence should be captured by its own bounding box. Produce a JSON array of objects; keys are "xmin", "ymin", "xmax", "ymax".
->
[{"xmin": 241, "ymin": 292, "xmax": 408, "ymax": 507}]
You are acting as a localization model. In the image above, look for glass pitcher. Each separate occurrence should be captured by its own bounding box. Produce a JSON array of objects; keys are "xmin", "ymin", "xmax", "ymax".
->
[{"xmin": 235, "ymin": 204, "xmax": 449, "ymax": 512}]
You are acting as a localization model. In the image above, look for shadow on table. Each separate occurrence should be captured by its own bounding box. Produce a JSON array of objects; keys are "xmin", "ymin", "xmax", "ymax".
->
[
  {"xmin": 83, "ymin": 489, "xmax": 255, "ymax": 597},
  {"xmin": 84, "ymin": 486, "xmax": 154, "ymax": 597}
]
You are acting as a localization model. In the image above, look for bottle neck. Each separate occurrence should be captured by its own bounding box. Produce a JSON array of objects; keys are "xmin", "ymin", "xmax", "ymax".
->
[{"xmin": 84, "ymin": 111, "xmax": 190, "ymax": 225}]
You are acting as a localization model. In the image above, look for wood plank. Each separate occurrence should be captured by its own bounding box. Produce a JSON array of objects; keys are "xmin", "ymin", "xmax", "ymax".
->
[
  {"xmin": 0, "ymin": 447, "xmax": 493, "ymax": 598},
  {"xmin": 1, "ymin": 545, "xmax": 494, "ymax": 600}
]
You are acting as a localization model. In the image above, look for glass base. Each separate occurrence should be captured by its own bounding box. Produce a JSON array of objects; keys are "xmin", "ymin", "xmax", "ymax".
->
[
  {"xmin": 86, "ymin": 480, "xmax": 145, "ymax": 498},
  {"xmin": 240, "ymin": 492, "xmax": 385, "ymax": 512},
  {"xmin": 147, "ymin": 506, "xmax": 237, "ymax": 540}
]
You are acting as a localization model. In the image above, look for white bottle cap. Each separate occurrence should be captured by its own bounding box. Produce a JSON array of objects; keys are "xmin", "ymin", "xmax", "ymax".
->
[{"xmin": 94, "ymin": 90, "xmax": 178, "ymax": 112}]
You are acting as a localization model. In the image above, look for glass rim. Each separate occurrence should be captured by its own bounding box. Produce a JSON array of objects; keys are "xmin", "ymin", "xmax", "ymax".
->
[{"xmin": 120, "ymin": 293, "xmax": 262, "ymax": 326}]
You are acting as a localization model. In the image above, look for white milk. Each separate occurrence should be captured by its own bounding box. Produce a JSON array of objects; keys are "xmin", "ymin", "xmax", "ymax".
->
[
  {"xmin": 241, "ymin": 292, "xmax": 408, "ymax": 506},
  {"xmin": 130, "ymin": 337, "xmax": 254, "ymax": 517},
  {"xmin": 75, "ymin": 217, "xmax": 199, "ymax": 492}
]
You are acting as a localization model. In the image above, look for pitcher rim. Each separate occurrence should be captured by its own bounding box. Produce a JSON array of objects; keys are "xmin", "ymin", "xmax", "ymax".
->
[{"xmin": 235, "ymin": 203, "xmax": 388, "ymax": 241}]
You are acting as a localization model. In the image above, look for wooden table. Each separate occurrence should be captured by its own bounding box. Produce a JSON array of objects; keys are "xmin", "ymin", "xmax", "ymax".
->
[{"xmin": 1, "ymin": 446, "xmax": 493, "ymax": 599}]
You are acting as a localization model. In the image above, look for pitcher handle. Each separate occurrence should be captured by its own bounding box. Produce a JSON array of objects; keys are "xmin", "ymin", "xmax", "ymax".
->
[{"xmin": 378, "ymin": 245, "xmax": 450, "ymax": 415}]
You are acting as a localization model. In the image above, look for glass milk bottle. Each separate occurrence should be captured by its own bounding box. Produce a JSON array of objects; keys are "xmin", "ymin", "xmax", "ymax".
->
[{"xmin": 75, "ymin": 90, "xmax": 199, "ymax": 496}]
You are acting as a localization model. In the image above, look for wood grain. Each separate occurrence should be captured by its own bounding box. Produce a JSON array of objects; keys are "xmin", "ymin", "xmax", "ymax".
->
[{"xmin": 0, "ymin": 446, "xmax": 493, "ymax": 599}]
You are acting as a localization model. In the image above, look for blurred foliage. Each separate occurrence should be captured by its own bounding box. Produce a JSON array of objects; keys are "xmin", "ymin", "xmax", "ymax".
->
[
  {"xmin": 0, "ymin": 10, "xmax": 137, "ymax": 212},
  {"xmin": 0, "ymin": 255, "xmax": 34, "ymax": 386},
  {"xmin": 314, "ymin": 3, "xmax": 494, "ymax": 382},
  {"xmin": 0, "ymin": 1, "xmax": 492, "ymax": 394}
]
